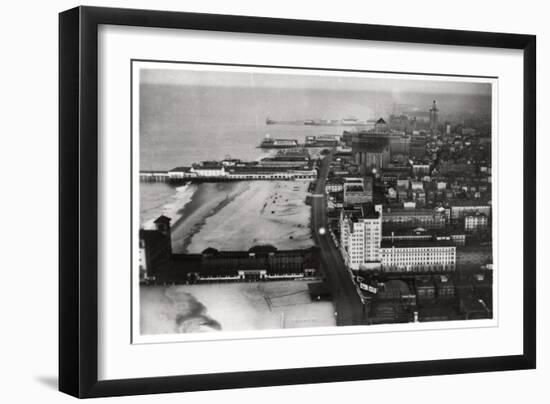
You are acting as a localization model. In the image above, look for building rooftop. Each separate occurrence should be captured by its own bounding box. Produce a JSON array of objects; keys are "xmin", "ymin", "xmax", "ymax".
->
[
  {"xmin": 228, "ymin": 165, "xmax": 312, "ymax": 174},
  {"xmin": 383, "ymin": 207, "xmax": 443, "ymax": 216},
  {"xmin": 345, "ymin": 185, "xmax": 365, "ymax": 193},
  {"xmin": 433, "ymin": 274, "xmax": 455, "ymax": 288},
  {"xmin": 382, "ymin": 228, "xmax": 432, "ymax": 237},
  {"xmin": 381, "ymin": 239, "xmax": 454, "ymax": 248},
  {"xmin": 415, "ymin": 277, "xmax": 435, "ymax": 288},
  {"xmin": 450, "ymin": 199, "xmax": 491, "ymax": 207},
  {"xmin": 194, "ymin": 161, "xmax": 223, "ymax": 169},
  {"xmin": 169, "ymin": 166, "xmax": 191, "ymax": 173},
  {"xmin": 153, "ymin": 215, "xmax": 171, "ymax": 224},
  {"xmin": 326, "ymin": 177, "xmax": 345, "ymax": 185},
  {"xmin": 346, "ymin": 207, "xmax": 380, "ymax": 222}
]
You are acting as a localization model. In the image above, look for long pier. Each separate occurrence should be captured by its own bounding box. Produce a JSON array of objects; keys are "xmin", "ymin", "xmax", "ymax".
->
[
  {"xmin": 140, "ymin": 169, "xmax": 318, "ymax": 183},
  {"xmin": 140, "ymin": 171, "xmax": 170, "ymax": 183}
]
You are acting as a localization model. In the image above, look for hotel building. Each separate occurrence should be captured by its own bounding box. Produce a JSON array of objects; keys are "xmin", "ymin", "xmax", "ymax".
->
[
  {"xmin": 340, "ymin": 204, "xmax": 383, "ymax": 270},
  {"xmin": 380, "ymin": 240, "xmax": 456, "ymax": 272},
  {"xmin": 340, "ymin": 204, "xmax": 456, "ymax": 272}
]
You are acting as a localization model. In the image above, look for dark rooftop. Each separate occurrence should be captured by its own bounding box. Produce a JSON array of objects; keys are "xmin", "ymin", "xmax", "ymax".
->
[
  {"xmin": 169, "ymin": 166, "xmax": 191, "ymax": 173},
  {"xmin": 249, "ymin": 245, "xmax": 278, "ymax": 253},
  {"xmin": 194, "ymin": 161, "xmax": 223, "ymax": 169},
  {"xmin": 381, "ymin": 239, "xmax": 454, "ymax": 248},
  {"xmin": 345, "ymin": 185, "xmax": 365, "ymax": 193},
  {"xmin": 153, "ymin": 215, "xmax": 171, "ymax": 224}
]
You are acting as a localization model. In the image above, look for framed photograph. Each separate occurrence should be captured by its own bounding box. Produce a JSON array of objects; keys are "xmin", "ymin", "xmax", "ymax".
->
[{"xmin": 59, "ymin": 6, "xmax": 536, "ymax": 398}]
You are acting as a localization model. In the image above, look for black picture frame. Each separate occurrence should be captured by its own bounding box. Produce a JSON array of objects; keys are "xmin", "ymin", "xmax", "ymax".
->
[{"xmin": 59, "ymin": 6, "xmax": 536, "ymax": 398}]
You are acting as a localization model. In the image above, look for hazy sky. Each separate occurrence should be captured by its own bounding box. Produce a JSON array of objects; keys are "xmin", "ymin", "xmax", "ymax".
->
[{"xmin": 140, "ymin": 67, "xmax": 492, "ymax": 96}]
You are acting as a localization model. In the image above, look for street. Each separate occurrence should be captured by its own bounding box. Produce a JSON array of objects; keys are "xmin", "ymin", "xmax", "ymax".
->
[{"xmin": 311, "ymin": 152, "xmax": 365, "ymax": 326}]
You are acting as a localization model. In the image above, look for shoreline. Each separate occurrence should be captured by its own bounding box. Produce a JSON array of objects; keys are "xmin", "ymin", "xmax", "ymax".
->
[
  {"xmin": 142, "ymin": 180, "xmax": 315, "ymax": 254},
  {"xmin": 178, "ymin": 184, "xmax": 250, "ymax": 253},
  {"xmin": 169, "ymin": 182, "xmax": 250, "ymax": 253}
]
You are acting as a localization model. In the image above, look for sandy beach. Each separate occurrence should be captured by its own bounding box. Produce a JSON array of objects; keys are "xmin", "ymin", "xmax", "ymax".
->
[
  {"xmin": 186, "ymin": 181, "xmax": 314, "ymax": 253},
  {"xmin": 140, "ymin": 282, "xmax": 336, "ymax": 335},
  {"xmin": 169, "ymin": 182, "xmax": 250, "ymax": 253}
]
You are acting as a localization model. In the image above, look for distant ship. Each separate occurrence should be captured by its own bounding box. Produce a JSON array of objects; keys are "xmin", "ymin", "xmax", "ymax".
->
[{"xmin": 341, "ymin": 116, "xmax": 360, "ymax": 125}]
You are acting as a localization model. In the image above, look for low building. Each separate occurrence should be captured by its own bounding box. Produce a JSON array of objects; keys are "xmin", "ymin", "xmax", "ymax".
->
[
  {"xmin": 192, "ymin": 161, "xmax": 225, "ymax": 177},
  {"xmin": 325, "ymin": 178, "xmax": 344, "ymax": 193},
  {"xmin": 415, "ymin": 277, "xmax": 436, "ymax": 302},
  {"xmin": 450, "ymin": 202, "xmax": 491, "ymax": 221},
  {"xmin": 465, "ymin": 213, "xmax": 489, "ymax": 231},
  {"xmin": 412, "ymin": 163, "xmax": 431, "ymax": 177},
  {"xmin": 380, "ymin": 239, "xmax": 456, "ymax": 272},
  {"xmin": 168, "ymin": 167, "xmax": 196, "ymax": 179},
  {"xmin": 434, "ymin": 274, "xmax": 455, "ymax": 299},
  {"xmin": 343, "ymin": 177, "xmax": 372, "ymax": 206},
  {"xmin": 450, "ymin": 233, "xmax": 466, "ymax": 246},
  {"xmin": 382, "ymin": 207, "xmax": 447, "ymax": 230},
  {"xmin": 410, "ymin": 180, "xmax": 424, "ymax": 190}
]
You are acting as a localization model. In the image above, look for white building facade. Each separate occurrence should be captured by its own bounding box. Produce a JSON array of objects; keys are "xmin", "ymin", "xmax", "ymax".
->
[
  {"xmin": 380, "ymin": 244, "xmax": 456, "ymax": 272},
  {"xmin": 340, "ymin": 205, "xmax": 382, "ymax": 271}
]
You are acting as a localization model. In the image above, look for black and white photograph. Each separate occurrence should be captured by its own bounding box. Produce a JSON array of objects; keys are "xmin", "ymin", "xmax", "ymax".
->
[
  {"xmin": 0, "ymin": 0, "xmax": 543, "ymax": 401},
  {"xmin": 135, "ymin": 62, "xmax": 495, "ymax": 337}
]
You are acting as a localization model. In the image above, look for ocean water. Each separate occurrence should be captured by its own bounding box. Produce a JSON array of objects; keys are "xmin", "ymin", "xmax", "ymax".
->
[
  {"xmin": 140, "ymin": 182, "xmax": 198, "ymax": 228},
  {"xmin": 138, "ymin": 82, "xmax": 491, "ymax": 225}
]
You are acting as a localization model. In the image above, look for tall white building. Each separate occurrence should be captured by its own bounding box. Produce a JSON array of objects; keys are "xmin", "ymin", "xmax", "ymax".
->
[{"xmin": 340, "ymin": 204, "xmax": 382, "ymax": 271}]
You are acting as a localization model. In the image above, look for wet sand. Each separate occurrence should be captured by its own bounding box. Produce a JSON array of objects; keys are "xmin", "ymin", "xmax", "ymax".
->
[{"xmin": 170, "ymin": 182, "xmax": 250, "ymax": 253}]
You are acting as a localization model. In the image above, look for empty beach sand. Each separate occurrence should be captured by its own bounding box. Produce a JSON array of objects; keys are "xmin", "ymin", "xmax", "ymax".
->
[{"xmin": 186, "ymin": 181, "xmax": 313, "ymax": 253}]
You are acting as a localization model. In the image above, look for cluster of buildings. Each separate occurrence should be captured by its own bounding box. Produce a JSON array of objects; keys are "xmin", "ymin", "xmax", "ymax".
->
[
  {"xmin": 324, "ymin": 100, "xmax": 493, "ymax": 322},
  {"xmin": 357, "ymin": 270, "xmax": 493, "ymax": 324}
]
